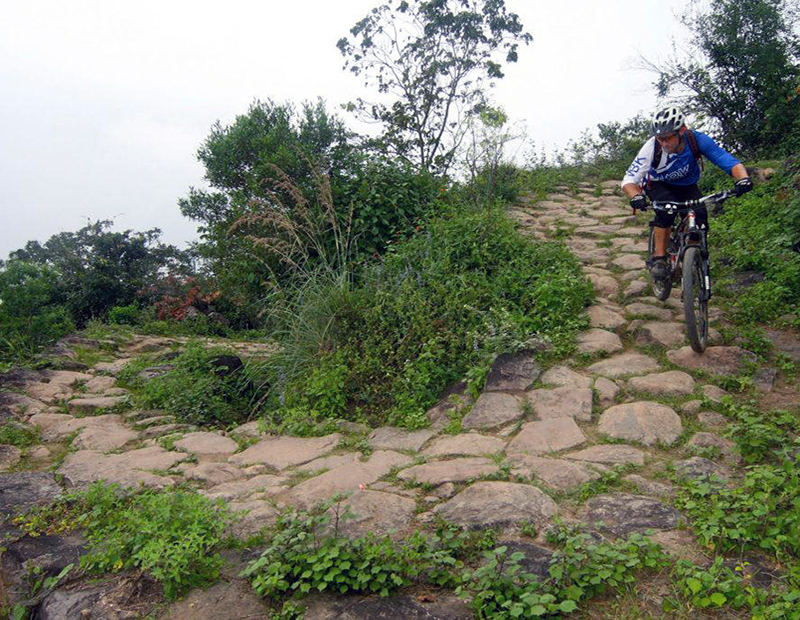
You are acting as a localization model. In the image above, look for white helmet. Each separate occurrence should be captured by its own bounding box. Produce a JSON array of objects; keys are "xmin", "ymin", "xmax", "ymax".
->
[{"xmin": 651, "ymin": 106, "xmax": 685, "ymax": 136}]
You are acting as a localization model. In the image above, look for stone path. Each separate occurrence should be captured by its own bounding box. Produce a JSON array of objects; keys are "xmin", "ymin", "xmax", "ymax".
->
[{"xmin": 0, "ymin": 181, "xmax": 793, "ymax": 617}]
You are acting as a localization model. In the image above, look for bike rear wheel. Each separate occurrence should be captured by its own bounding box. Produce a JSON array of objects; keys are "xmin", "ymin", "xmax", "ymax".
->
[
  {"xmin": 648, "ymin": 226, "xmax": 672, "ymax": 301},
  {"xmin": 682, "ymin": 246, "xmax": 708, "ymax": 353}
]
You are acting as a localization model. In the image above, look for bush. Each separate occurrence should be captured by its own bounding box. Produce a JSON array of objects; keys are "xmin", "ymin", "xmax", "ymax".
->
[
  {"xmin": 107, "ymin": 303, "xmax": 141, "ymax": 326},
  {"xmin": 13, "ymin": 484, "xmax": 230, "ymax": 600},
  {"xmin": 119, "ymin": 342, "xmax": 266, "ymax": 427},
  {"xmin": 265, "ymin": 204, "xmax": 591, "ymax": 430}
]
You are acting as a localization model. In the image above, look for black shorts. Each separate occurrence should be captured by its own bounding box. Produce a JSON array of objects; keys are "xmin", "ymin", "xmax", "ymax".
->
[{"xmin": 645, "ymin": 182, "xmax": 708, "ymax": 230}]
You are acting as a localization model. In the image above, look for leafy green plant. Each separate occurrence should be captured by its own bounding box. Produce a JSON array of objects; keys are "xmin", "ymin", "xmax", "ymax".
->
[
  {"xmin": 14, "ymin": 483, "xmax": 231, "ymax": 600},
  {"xmin": 0, "ymin": 423, "xmax": 41, "ymax": 449}
]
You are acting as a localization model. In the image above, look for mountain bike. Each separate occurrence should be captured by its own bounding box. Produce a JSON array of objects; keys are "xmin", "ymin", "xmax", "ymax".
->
[{"xmin": 639, "ymin": 190, "xmax": 734, "ymax": 353}]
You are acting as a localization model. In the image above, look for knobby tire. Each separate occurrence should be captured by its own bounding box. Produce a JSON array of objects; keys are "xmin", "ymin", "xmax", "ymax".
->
[{"xmin": 682, "ymin": 246, "xmax": 708, "ymax": 353}]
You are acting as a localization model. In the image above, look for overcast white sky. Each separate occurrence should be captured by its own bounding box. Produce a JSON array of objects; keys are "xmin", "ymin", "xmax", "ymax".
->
[{"xmin": 0, "ymin": 0, "xmax": 691, "ymax": 259}]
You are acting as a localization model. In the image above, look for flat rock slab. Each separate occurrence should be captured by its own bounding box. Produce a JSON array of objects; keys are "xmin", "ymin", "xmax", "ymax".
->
[
  {"xmin": 185, "ymin": 462, "xmax": 244, "ymax": 486},
  {"xmin": 327, "ymin": 490, "xmax": 417, "ymax": 538},
  {"xmin": 625, "ymin": 303, "xmax": 673, "ymax": 320},
  {"xmin": 627, "ymin": 371, "xmax": 696, "ymax": 397},
  {"xmin": 59, "ymin": 446, "xmax": 187, "ymax": 489},
  {"xmin": 203, "ymin": 474, "xmax": 287, "ymax": 501},
  {"xmin": 282, "ymin": 451, "xmax": 412, "ymax": 509},
  {"xmin": 565, "ymin": 444, "xmax": 646, "ymax": 466},
  {"xmin": 509, "ymin": 454, "xmax": 604, "ymax": 491},
  {"xmin": 228, "ymin": 433, "xmax": 341, "ymax": 470},
  {"xmin": 174, "ymin": 432, "xmax": 238, "ymax": 461},
  {"xmin": 29, "ymin": 413, "xmax": 124, "ymax": 442},
  {"xmin": 587, "ymin": 274, "xmax": 619, "ymax": 297},
  {"xmin": 422, "ymin": 433, "xmax": 506, "ymax": 457},
  {"xmin": 160, "ymin": 578, "xmax": 270, "ymax": 620},
  {"xmin": 397, "ymin": 457, "xmax": 498, "ymax": 486},
  {"xmin": 461, "ymin": 392, "xmax": 523, "ymax": 430},
  {"xmin": 368, "ymin": 427, "xmax": 434, "ymax": 452},
  {"xmin": 67, "ymin": 396, "xmax": 128, "ymax": 415},
  {"xmin": 526, "ymin": 387, "xmax": 592, "ymax": 422},
  {"xmin": 227, "ymin": 499, "xmax": 280, "ymax": 538},
  {"xmin": 666, "ymin": 346, "xmax": 758, "ymax": 376},
  {"xmin": 624, "ymin": 475, "xmax": 674, "ymax": 498},
  {"xmin": 93, "ymin": 358, "xmax": 133, "ymax": 375},
  {"xmin": 765, "ymin": 328, "xmax": 800, "ymax": 361},
  {"xmin": 0, "ymin": 472, "xmax": 62, "ymax": 517},
  {"xmin": 610, "ymin": 254, "xmax": 646, "ymax": 271},
  {"xmin": 577, "ymin": 329, "xmax": 623, "ymax": 355},
  {"xmin": 83, "ymin": 376, "xmax": 117, "ymax": 393},
  {"xmin": 507, "ymin": 418, "xmax": 586, "ymax": 455},
  {"xmin": 624, "ymin": 280, "xmax": 648, "ymax": 298},
  {"xmin": 0, "ymin": 445, "xmax": 23, "ymax": 472},
  {"xmin": 495, "ymin": 541, "xmax": 554, "ymax": 580},
  {"xmin": 483, "ymin": 351, "xmax": 541, "ymax": 391},
  {"xmin": 302, "ymin": 593, "xmax": 472, "ymax": 620},
  {"xmin": 598, "ymin": 402, "xmax": 682, "ymax": 446},
  {"xmin": 583, "ymin": 493, "xmax": 683, "ymax": 536},
  {"xmin": 540, "ymin": 366, "xmax": 592, "ymax": 389},
  {"xmin": 71, "ymin": 423, "xmax": 138, "ymax": 451},
  {"xmin": 433, "ymin": 481, "xmax": 558, "ymax": 529},
  {"xmin": 635, "ymin": 322, "xmax": 686, "ymax": 348},
  {"xmin": 587, "ymin": 353, "xmax": 660, "ymax": 378},
  {"xmin": 587, "ymin": 306, "xmax": 626, "ymax": 329},
  {"xmin": 674, "ymin": 457, "xmax": 731, "ymax": 482},
  {"xmin": 594, "ymin": 377, "xmax": 619, "ymax": 406},
  {"xmin": 297, "ymin": 453, "xmax": 363, "ymax": 472}
]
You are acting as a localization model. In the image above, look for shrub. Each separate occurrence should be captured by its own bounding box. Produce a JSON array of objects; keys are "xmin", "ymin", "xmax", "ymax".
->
[
  {"xmin": 107, "ymin": 303, "xmax": 141, "ymax": 326},
  {"xmin": 13, "ymin": 484, "xmax": 231, "ymax": 600}
]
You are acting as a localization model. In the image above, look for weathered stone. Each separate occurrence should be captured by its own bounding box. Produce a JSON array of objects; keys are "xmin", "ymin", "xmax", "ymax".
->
[
  {"xmin": 59, "ymin": 446, "xmax": 187, "ymax": 488},
  {"xmin": 426, "ymin": 383, "xmax": 471, "ymax": 431},
  {"xmin": 666, "ymin": 346, "xmax": 758, "ymax": 375},
  {"xmin": 203, "ymin": 474, "xmax": 287, "ymax": 501},
  {"xmin": 702, "ymin": 384, "xmax": 728, "ymax": 403},
  {"xmin": 67, "ymin": 396, "xmax": 128, "ymax": 415},
  {"xmin": 624, "ymin": 474, "xmax": 674, "ymax": 498},
  {"xmin": 507, "ymin": 418, "xmax": 586, "ymax": 455},
  {"xmin": 587, "ymin": 353, "xmax": 660, "ymax": 378},
  {"xmin": 0, "ymin": 445, "xmax": 22, "ymax": 471},
  {"xmin": 301, "ymin": 593, "xmax": 472, "ymax": 619},
  {"xmin": 576, "ymin": 329, "xmax": 623, "ymax": 355},
  {"xmin": 327, "ymin": 490, "xmax": 417, "ymax": 538},
  {"xmin": 185, "ymin": 462, "xmax": 244, "ymax": 486},
  {"xmin": 674, "ymin": 457, "xmax": 730, "ymax": 482},
  {"xmin": 137, "ymin": 364, "xmax": 176, "ymax": 380},
  {"xmin": 174, "ymin": 432, "xmax": 238, "ymax": 461},
  {"xmin": 297, "ymin": 453, "xmax": 363, "ymax": 472},
  {"xmin": 598, "ymin": 402, "xmax": 682, "ymax": 446},
  {"xmin": 93, "ymin": 358, "xmax": 133, "ymax": 375},
  {"xmin": 34, "ymin": 574, "xmax": 160, "ymax": 620},
  {"xmin": 635, "ymin": 322, "xmax": 686, "ymax": 348},
  {"xmin": 433, "ymin": 481, "xmax": 558, "ymax": 529},
  {"xmin": 526, "ymin": 387, "xmax": 593, "ymax": 421},
  {"xmin": 593, "ymin": 377, "xmax": 619, "ymax": 406},
  {"xmin": 230, "ymin": 421, "xmax": 262, "ymax": 438},
  {"xmin": 0, "ymin": 392, "xmax": 48, "ymax": 418},
  {"xmin": 587, "ymin": 306, "xmax": 626, "ymax": 329},
  {"xmin": 461, "ymin": 392, "xmax": 523, "ymax": 430},
  {"xmin": 754, "ymin": 367, "xmax": 777, "ymax": 393},
  {"xmin": 282, "ymin": 451, "xmax": 413, "ymax": 509},
  {"xmin": 29, "ymin": 412, "xmax": 124, "ymax": 442},
  {"xmin": 23, "ymin": 371, "xmax": 93, "ymax": 403},
  {"xmin": 625, "ymin": 302, "xmax": 673, "ymax": 320},
  {"xmin": 0, "ymin": 472, "xmax": 62, "ymax": 516},
  {"xmin": 582, "ymin": 493, "xmax": 683, "ymax": 536},
  {"xmin": 127, "ymin": 337, "xmax": 174, "ymax": 354},
  {"xmin": 82, "ymin": 376, "xmax": 117, "ymax": 393},
  {"xmin": 587, "ymin": 274, "xmax": 619, "ymax": 297},
  {"xmin": 134, "ymin": 415, "xmax": 175, "ymax": 428},
  {"xmin": 71, "ymin": 424, "xmax": 138, "ymax": 451},
  {"xmin": 540, "ymin": 366, "xmax": 592, "ymax": 389},
  {"xmin": 627, "ymin": 371, "xmax": 696, "ymax": 397},
  {"xmin": 483, "ymin": 351, "xmax": 542, "ymax": 392},
  {"xmin": 623, "ymin": 280, "xmax": 648, "ymax": 298},
  {"xmin": 422, "ymin": 433, "xmax": 506, "ymax": 457},
  {"xmin": 698, "ymin": 411, "xmax": 728, "ymax": 428},
  {"xmin": 611, "ymin": 254, "xmax": 646, "ymax": 271},
  {"xmin": 368, "ymin": 427, "xmax": 434, "ymax": 452},
  {"xmin": 3, "ymin": 533, "xmax": 85, "ymax": 586},
  {"xmin": 509, "ymin": 454, "xmax": 604, "ymax": 491},
  {"xmin": 161, "ymin": 578, "xmax": 270, "ymax": 619},
  {"xmin": 682, "ymin": 400, "xmax": 702, "ymax": 414},
  {"xmin": 397, "ymin": 457, "xmax": 497, "ymax": 486},
  {"xmin": 140, "ymin": 423, "xmax": 191, "ymax": 439},
  {"xmin": 765, "ymin": 328, "xmax": 800, "ymax": 361},
  {"xmin": 565, "ymin": 444, "xmax": 646, "ymax": 466},
  {"xmin": 687, "ymin": 432, "xmax": 739, "ymax": 463},
  {"xmin": 228, "ymin": 433, "xmax": 341, "ymax": 470}
]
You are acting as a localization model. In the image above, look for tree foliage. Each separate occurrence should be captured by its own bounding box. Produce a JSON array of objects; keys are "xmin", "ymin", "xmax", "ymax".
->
[
  {"xmin": 6, "ymin": 221, "xmax": 188, "ymax": 326},
  {"xmin": 648, "ymin": 0, "xmax": 800, "ymax": 156},
  {"xmin": 337, "ymin": 0, "xmax": 532, "ymax": 174}
]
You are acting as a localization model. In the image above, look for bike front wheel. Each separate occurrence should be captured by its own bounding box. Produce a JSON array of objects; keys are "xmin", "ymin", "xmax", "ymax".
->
[
  {"xmin": 648, "ymin": 226, "xmax": 672, "ymax": 301},
  {"xmin": 682, "ymin": 246, "xmax": 708, "ymax": 353}
]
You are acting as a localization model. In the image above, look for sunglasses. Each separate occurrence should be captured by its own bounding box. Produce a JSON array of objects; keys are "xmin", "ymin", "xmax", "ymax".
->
[{"xmin": 656, "ymin": 132, "xmax": 679, "ymax": 142}]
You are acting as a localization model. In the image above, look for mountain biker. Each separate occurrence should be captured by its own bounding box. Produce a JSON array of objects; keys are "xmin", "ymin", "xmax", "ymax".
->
[{"xmin": 621, "ymin": 106, "xmax": 752, "ymax": 280}]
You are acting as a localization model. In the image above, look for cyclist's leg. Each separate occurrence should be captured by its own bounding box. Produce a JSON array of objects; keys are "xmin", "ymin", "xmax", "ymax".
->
[{"xmin": 644, "ymin": 183, "xmax": 678, "ymax": 275}]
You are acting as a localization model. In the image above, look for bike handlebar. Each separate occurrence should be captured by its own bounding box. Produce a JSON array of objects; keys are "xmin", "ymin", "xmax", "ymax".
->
[{"xmin": 638, "ymin": 189, "xmax": 734, "ymax": 213}]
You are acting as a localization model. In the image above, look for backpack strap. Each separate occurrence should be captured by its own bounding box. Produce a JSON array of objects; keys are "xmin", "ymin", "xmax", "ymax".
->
[{"xmin": 685, "ymin": 129, "xmax": 704, "ymax": 171}]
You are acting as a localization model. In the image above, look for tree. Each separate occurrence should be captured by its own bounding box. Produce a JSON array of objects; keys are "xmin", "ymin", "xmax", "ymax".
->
[
  {"xmin": 645, "ymin": 0, "xmax": 800, "ymax": 156},
  {"xmin": 8, "ymin": 221, "xmax": 188, "ymax": 326},
  {"xmin": 337, "ymin": 0, "xmax": 532, "ymax": 174}
]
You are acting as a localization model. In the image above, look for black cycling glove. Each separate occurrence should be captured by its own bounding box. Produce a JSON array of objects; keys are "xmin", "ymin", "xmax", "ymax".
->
[
  {"xmin": 630, "ymin": 194, "xmax": 647, "ymax": 211},
  {"xmin": 734, "ymin": 177, "xmax": 753, "ymax": 197}
]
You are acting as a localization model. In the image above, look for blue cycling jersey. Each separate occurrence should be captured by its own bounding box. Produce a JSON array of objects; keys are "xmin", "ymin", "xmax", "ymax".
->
[{"xmin": 622, "ymin": 131, "xmax": 740, "ymax": 188}]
